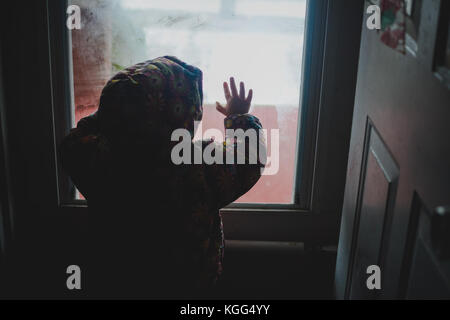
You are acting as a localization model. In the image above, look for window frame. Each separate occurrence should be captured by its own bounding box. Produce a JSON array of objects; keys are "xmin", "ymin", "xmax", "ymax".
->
[
  {"xmin": 51, "ymin": 0, "xmax": 312, "ymax": 209},
  {"xmin": 47, "ymin": 0, "xmax": 364, "ymax": 245}
]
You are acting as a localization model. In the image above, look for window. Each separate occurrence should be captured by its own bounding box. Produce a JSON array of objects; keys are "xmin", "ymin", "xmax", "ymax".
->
[
  {"xmin": 68, "ymin": 0, "xmax": 307, "ymax": 204},
  {"xmin": 47, "ymin": 0, "xmax": 361, "ymax": 242},
  {"xmin": 434, "ymin": 0, "xmax": 450, "ymax": 90},
  {"xmin": 404, "ymin": 0, "xmax": 423, "ymax": 56}
]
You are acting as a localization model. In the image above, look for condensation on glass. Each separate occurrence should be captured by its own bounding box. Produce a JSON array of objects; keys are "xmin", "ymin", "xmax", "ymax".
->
[{"xmin": 69, "ymin": 0, "xmax": 307, "ymax": 204}]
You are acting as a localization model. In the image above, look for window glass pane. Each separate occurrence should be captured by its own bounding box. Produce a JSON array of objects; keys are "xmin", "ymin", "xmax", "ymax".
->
[
  {"xmin": 69, "ymin": 0, "xmax": 307, "ymax": 204},
  {"xmin": 434, "ymin": 0, "xmax": 450, "ymax": 89}
]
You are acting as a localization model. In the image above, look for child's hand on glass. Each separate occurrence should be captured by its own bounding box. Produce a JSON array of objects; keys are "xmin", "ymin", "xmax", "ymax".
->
[{"xmin": 216, "ymin": 77, "xmax": 253, "ymax": 117}]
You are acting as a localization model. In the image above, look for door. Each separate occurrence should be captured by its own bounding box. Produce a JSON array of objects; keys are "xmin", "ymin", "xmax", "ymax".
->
[{"xmin": 336, "ymin": 0, "xmax": 450, "ymax": 299}]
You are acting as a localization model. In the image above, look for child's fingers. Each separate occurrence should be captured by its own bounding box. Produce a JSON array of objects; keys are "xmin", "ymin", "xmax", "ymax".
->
[
  {"xmin": 216, "ymin": 102, "xmax": 227, "ymax": 116},
  {"xmin": 223, "ymin": 82, "xmax": 231, "ymax": 101},
  {"xmin": 246, "ymin": 89, "xmax": 253, "ymax": 104},
  {"xmin": 230, "ymin": 77, "xmax": 239, "ymax": 97},
  {"xmin": 240, "ymin": 82, "xmax": 245, "ymax": 100}
]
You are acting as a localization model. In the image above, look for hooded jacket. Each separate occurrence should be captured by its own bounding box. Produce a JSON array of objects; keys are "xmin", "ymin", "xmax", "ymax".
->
[{"xmin": 60, "ymin": 56, "xmax": 265, "ymax": 298}]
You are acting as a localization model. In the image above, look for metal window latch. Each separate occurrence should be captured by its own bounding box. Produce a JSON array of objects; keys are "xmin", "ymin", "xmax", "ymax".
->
[{"xmin": 431, "ymin": 206, "xmax": 450, "ymax": 260}]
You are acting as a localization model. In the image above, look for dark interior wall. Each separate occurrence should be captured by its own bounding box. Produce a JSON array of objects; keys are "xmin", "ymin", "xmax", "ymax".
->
[
  {"xmin": 0, "ymin": 38, "xmax": 9, "ymax": 266},
  {"xmin": 215, "ymin": 242, "xmax": 336, "ymax": 299},
  {"xmin": 0, "ymin": 1, "xmax": 88, "ymax": 298}
]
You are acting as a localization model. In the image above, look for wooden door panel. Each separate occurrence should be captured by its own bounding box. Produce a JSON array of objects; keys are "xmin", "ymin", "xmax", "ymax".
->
[
  {"xmin": 336, "ymin": 0, "xmax": 450, "ymax": 299},
  {"xmin": 349, "ymin": 122, "xmax": 399, "ymax": 299},
  {"xmin": 401, "ymin": 195, "xmax": 450, "ymax": 299},
  {"xmin": 406, "ymin": 212, "xmax": 450, "ymax": 299}
]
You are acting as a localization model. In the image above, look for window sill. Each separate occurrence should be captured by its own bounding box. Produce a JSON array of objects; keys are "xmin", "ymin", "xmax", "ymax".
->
[
  {"xmin": 59, "ymin": 202, "xmax": 339, "ymax": 245},
  {"xmin": 221, "ymin": 207, "xmax": 339, "ymax": 244}
]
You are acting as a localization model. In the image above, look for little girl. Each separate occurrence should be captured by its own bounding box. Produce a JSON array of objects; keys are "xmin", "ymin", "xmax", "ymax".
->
[{"xmin": 60, "ymin": 56, "xmax": 265, "ymax": 298}]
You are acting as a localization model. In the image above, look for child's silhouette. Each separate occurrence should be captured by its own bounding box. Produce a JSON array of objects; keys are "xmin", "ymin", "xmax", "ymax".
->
[{"xmin": 60, "ymin": 56, "xmax": 266, "ymax": 298}]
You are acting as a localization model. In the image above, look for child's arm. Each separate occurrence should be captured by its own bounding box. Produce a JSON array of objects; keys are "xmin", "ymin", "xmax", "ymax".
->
[
  {"xmin": 59, "ymin": 112, "xmax": 105, "ymax": 199},
  {"xmin": 202, "ymin": 78, "xmax": 267, "ymax": 208}
]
